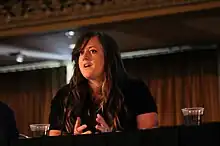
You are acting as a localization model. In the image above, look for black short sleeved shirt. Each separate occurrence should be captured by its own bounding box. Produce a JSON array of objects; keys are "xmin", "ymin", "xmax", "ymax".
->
[
  {"xmin": 49, "ymin": 78, "xmax": 157, "ymax": 132},
  {"xmin": 116, "ymin": 78, "xmax": 157, "ymax": 131}
]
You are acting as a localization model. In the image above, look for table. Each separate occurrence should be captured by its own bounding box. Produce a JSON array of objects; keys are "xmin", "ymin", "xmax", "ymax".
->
[{"xmin": 6, "ymin": 122, "xmax": 220, "ymax": 146}]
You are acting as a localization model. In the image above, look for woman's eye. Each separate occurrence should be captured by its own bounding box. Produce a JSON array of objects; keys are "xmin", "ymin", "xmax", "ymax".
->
[{"xmin": 90, "ymin": 50, "xmax": 97, "ymax": 54}]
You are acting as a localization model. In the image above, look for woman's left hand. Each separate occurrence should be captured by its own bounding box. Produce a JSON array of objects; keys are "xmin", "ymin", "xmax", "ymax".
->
[{"xmin": 95, "ymin": 114, "xmax": 112, "ymax": 133}]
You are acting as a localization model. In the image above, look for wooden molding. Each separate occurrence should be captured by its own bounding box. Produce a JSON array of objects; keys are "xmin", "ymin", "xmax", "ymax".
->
[{"xmin": 0, "ymin": 0, "xmax": 219, "ymax": 37}]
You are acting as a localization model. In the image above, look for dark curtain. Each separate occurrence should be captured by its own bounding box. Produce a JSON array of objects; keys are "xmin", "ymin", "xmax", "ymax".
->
[
  {"xmin": 123, "ymin": 50, "xmax": 220, "ymax": 126},
  {"xmin": 0, "ymin": 67, "xmax": 66, "ymax": 135}
]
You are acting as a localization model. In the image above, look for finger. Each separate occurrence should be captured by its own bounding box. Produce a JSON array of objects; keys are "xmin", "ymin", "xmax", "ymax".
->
[
  {"xmin": 95, "ymin": 125, "xmax": 105, "ymax": 132},
  {"xmin": 74, "ymin": 117, "xmax": 81, "ymax": 130},
  {"xmin": 96, "ymin": 114, "xmax": 109, "ymax": 128},
  {"xmin": 95, "ymin": 125, "xmax": 109, "ymax": 133},
  {"xmin": 76, "ymin": 124, "xmax": 87, "ymax": 133},
  {"xmin": 82, "ymin": 130, "xmax": 92, "ymax": 135}
]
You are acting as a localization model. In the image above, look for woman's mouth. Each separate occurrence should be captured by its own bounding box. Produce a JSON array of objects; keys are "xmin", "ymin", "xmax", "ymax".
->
[{"xmin": 84, "ymin": 63, "xmax": 92, "ymax": 68}]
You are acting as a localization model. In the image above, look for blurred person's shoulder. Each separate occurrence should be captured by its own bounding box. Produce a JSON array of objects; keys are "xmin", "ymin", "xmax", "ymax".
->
[
  {"xmin": 0, "ymin": 101, "xmax": 15, "ymax": 125},
  {"xmin": 0, "ymin": 101, "xmax": 12, "ymax": 114},
  {"xmin": 0, "ymin": 101, "xmax": 18, "ymax": 140},
  {"xmin": 0, "ymin": 101, "xmax": 7, "ymax": 109}
]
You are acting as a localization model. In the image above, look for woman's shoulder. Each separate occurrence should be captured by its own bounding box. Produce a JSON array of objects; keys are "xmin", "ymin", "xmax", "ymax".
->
[
  {"xmin": 57, "ymin": 84, "xmax": 70, "ymax": 94},
  {"xmin": 53, "ymin": 84, "xmax": 71, "ymax": 101},
  {"xmin": 123, "ymin": 76, "xmax": 147, "ymax": 90},
  {"xmin": 122, "ymin": 76, "xmax": 157, "ymax": 114},
  {"xmin": 121, "ymin": 76, "xmax": 152, "ymax": 100}
]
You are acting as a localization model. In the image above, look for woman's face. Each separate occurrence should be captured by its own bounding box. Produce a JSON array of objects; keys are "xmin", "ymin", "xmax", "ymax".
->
[{"xmin": 78, "ymin": 36, "xmax": 105, "ymax": 81}]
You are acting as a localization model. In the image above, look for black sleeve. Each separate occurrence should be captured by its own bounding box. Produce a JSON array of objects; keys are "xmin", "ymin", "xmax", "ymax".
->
[
  {"xmin": 6, "ymin": 108, "xmax": 19, "ymax": 140},
  {"xmin": 49, "ymin": 85, "xmax": 69, "ymax": 130},
  {"xmin": 130, "ymin": 80, "xmax": 157, "ymax": 116}
]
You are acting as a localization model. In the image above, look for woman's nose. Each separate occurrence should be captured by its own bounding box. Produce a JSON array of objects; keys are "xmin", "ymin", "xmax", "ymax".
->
[{"xmin": 83, "ymin": 50, "xmax": 91, "ymax": 60}]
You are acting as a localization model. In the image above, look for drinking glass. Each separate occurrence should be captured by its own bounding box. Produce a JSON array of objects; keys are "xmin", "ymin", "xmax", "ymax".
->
[
  {"xmin": 181, "ymin": 107, "xmax": 204, "ymax": 126},
  {"xmin": 29, "ymin": 124, "xmax": 50, "ymax": 137}
]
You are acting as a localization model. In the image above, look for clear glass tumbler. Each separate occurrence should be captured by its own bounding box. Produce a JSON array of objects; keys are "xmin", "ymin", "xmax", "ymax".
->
[
  {"xmin": 29, "ymin": 124, "xmax": 50, "ymax": 138},
  {"xmin": 181, "ymin": 107, "xmax": 204, "ymax": 126}
]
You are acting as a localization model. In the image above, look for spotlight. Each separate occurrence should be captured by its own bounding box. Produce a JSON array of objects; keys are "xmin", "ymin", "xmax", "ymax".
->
[
  {"xmin": 16, "ymin": 54, "xmax": 24, "ymax": 63},
  {"xmin": 68, "ymin": 31, "xmax": 74, "ymax": 36},
  {"xmin": 69, "ymin": 44, "xmax": 76, "ymax": 49},
  {"xmin": 65, "ymin": 31, "xmax": 75, "ymax": 38}
]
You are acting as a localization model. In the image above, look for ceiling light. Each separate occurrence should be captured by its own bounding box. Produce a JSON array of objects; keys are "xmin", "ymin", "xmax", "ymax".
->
[
  {"xmin": 68, "ymin": 31, "xmax": 74, "ymax": 36},
  {"xmin": 65, "ymin": 31, "xmax": 75, "ymax": 38},
  {"xmin": 16, "ymin": 54, "xmax": 24, "ymax": 63},
  {"xmin": 69, "ymin": 44, "xmax": 76, "ymax": 49}
]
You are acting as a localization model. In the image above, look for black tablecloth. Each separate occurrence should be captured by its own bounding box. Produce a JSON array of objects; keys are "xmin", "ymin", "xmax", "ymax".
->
[{"xmin": 5, "ymin": 122, "xmax": 220, "ymax": 146}]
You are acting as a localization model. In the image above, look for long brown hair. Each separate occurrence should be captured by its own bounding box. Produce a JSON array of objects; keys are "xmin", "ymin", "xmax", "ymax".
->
[{"xmin": 69, "ymin": 32, "xmax": 128, "ymax": 130}]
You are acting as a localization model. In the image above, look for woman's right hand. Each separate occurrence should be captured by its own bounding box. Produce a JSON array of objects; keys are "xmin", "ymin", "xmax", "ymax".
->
[
  {"xmin": 74, "ymin": 117, "xmax": 92, "ymax": 135},
  {"xmin": 48, "ymin": 130, "xmax": 61, "ymax": 136}
]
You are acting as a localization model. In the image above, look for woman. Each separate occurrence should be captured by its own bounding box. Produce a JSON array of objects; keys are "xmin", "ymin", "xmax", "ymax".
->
[{"xmin": 49, "ymin": 32, "xmax": 158, "ymax": 136}]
